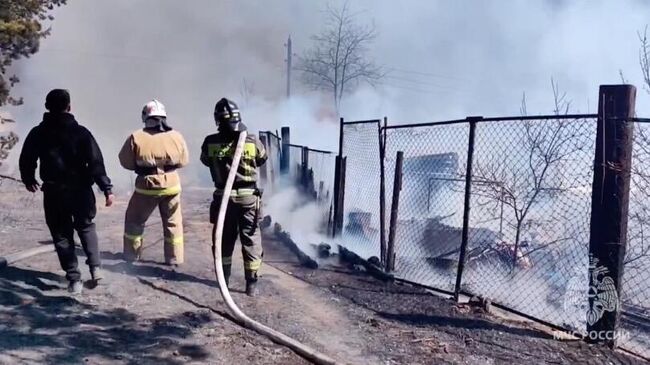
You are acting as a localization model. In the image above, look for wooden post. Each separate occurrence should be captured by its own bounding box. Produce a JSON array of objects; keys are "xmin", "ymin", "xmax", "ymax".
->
[
  {"xmin": 328, "ymin": 203, "xmax": 334, "ymax": 235},
  {"xmin": 269, "ymin": 134, "xmax": 278, "ymax": 191},
  {"xmin": 386, "ymin": 151, "xmax": 404, "ymax": 273},
  {"xmin": 454, "ymin": 117, "xmax": 480, "ymax": 301},
  {"xmin": 332, "ymin": 156, "xmax": 347, "ymax": 237},
  {"xmin": 319, "ymin": 181, "xmax": 324, "ymax": 202},
  {"xmin": 379, "ymin": 117, "xmax": 388, "ymax": 267},
  {"xmin": 309, "ymin": 169, "xmax": 316, "ymax": 199},
  {"xmin": 301, "ymin": 147, "xmax": 309, "ymax": 190},
  {"xmin": 333, "ymin": 155, "xmax": 341, "ymax": 237},
  {"xmin": 334, "ymin": 119, "xmax": 345, "ymax": 238},
  {"xmin": 281, "ymin": 127, "xmax": 290, "ymax": 175},
  {"xmin": 259, "ymin": 133, "xmax": 269, "ymax": 187},
  {"xmin": 587, "ymin": 85, "xmax": 636, "ymax": 346}
]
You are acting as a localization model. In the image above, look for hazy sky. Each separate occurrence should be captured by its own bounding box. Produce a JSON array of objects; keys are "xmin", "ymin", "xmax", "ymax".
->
[{"xmin": 3, "ymin": 0, "xmax": 650, "ymax": 188}]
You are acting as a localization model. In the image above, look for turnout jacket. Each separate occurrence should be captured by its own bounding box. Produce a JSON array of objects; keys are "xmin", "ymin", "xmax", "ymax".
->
[
  {"xmin": 119, "ymin": 127, "xmax": 189, "ymax": 195},
  {"xmin": 19, "ymin": 112, "xmax": 113, "ymax": 195},
  {"xmin": 200, "ymin": 131, "xmax": 267, "ymax": 190}
]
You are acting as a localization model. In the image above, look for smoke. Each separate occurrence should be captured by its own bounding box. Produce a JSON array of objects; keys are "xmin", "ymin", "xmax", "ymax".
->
[
  {"xmin": 264, "ymin": 186, "xmax": 333, "ymax": 257},
  {"xmin": 2, "ymin": 0, "xmax": 650, "ymax": 258},
  {"xmin": 3, "ymin": 1, "xmax": 650, "ymax": 163}
]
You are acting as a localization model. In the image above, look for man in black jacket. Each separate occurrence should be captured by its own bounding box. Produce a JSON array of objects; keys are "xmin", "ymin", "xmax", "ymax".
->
[{"xmin": 19, "ymin": 89, "xmax": 114, "ymax": 295}]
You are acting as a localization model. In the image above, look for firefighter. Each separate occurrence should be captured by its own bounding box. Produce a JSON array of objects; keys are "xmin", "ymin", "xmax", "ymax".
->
[
  {"xmin": 119, "ymin": 100, "xmax": 189, "ymax": 266},
  {"xmin": 19, "ymin": 89, "xmax": 114, "ymax": 294},
  {"xmin": 200, "ymin": 98, "xmax": 267, "ymax": 296}
]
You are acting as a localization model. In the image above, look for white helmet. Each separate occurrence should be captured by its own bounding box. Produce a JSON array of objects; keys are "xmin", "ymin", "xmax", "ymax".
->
[{"xmin": 141, "ymin": 99, "xmax": 167, "ymax": 122}]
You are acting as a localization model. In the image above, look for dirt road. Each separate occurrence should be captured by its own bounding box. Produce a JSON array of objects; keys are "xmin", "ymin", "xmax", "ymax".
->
[{"xmin": 0, "ymin": 183, "xmax": 644, "ymax": 364}]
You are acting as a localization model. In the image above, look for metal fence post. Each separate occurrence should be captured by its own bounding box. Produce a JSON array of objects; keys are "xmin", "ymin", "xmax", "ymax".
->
[
  {"xmin": 386, "ymin": 151, "xmax": 404, "ymax": 273},
  {"xmin": 333, "ymin": 118, "xmax": 345, "ymax": 238},
  {"xmin": 301, "ymin": 146, "xmax": 309, "ymax": 190},
  {"xmin": 331, "ymin": 156, "xmax": 347, "ymax": 237},
  {"xmin": 338, "ymin": 117, "xmax": 344, "ymax": 157},
  {"xmin": 281, "ymin": 127, "xmax": 290, "ymax": 175},
  {"xmin": 454, "ymin": 116, "xmax": 481, "ymax": 301},
  {"xmin": 587, "ymin": 85, "xmax": 636, "ymax": 346},
  {"xmin": 379, "ymin": 117, "xmax": 388, "ymax": 266}
]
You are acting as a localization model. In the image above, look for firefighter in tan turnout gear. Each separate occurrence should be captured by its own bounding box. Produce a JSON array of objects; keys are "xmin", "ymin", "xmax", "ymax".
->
[
  {"xmin": 201, "ymin": 98, "xmax": 267, "ymax": 296},
  {"xmin": 119, "ymin": 100, "xmax": 189, "ymax": 265}
]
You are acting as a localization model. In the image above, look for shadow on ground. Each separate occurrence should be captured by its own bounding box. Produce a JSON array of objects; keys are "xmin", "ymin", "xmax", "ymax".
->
[
  {"xmin": 100, "ymin": 251, "xmax": 218, "ymax": 289},
  {"xmin": 0, "ymin": 266, "xmax": 211, "ymax": 364}
]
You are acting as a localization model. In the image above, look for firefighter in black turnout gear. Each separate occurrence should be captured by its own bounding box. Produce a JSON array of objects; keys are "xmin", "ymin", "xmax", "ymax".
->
[
  {"xmin": 19, "ymin": 89, "xmax": 114, "ymax": 295},
  {"xmin": 200, "ymin": 98, "xmax": 267, "ymax": 296}
]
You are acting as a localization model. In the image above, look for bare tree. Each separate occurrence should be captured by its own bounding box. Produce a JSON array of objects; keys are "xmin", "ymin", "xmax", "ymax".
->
[
  {"xmin": 625, "ymin": 27, "xmax": 650, "ymax": 268},
  {"xmin": 296, "ymin": 2, "xmax": 383, "ymax": 113},
  {"xmin": 472, "ymin": 80, "xmax": 586, "ymax": 269},
  {"xmin": 639, "ymin": 26, "xmax": 650, "ymax": 94}
]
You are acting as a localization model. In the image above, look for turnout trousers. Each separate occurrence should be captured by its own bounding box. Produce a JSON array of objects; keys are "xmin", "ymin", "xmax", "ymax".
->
[
  {"xmin": 42, "ymin": 184, "xmax": 101, "ymax": 282},
  {"xmin": 210, "ymin": 190, "xmax": 263, "ymax": 281},
  {"xmin": 123, "ymin": 191, "xmax": 184, "ymax": 264}
]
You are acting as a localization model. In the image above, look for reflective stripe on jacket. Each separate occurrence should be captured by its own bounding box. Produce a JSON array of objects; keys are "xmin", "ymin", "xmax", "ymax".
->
[{"xmin": 200, "ymin": 132, "xmax": 267, "ymax": 190}]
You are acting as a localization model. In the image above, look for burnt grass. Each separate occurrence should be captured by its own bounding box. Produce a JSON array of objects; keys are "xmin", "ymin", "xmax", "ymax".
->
[
  {"xmin": 0, "ymin": 184, "xmax": 645, "ymax": 365},
  {"xmin": 263, "ymin": 236, "xmax": 645, "ymax": 365},
  {"xmin": 0, "ymin": 259, "xmax": 304, "ymax": 365}
]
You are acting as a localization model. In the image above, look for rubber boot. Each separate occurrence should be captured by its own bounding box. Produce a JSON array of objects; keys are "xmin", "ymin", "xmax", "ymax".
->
[
  {"xmin": 245, "ymin": 280, "xmax": 258, "ymax": 297},
  {"xmin": 165, "ymin": 257, "xmax": 179, "ymax": 268},
  {"xmin": 245, "ymin": 270, "xmax": 258, "ymax": 297},
  {"xmin": 68, "ymin": 280, "xmax": 83, "ymax": 295}
]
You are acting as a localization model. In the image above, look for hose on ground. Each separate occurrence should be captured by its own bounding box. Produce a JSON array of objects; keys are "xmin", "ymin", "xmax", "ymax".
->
[
  {"xmin": 0, "ymin": 245, "xmax": 55, "ymax": 269},
  {"xmin": 211, "ymin": 130, "xmax": 341, "ymax": 365}
]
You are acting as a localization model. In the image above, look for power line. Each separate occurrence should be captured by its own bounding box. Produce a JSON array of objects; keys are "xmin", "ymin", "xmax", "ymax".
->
[
  {"xmin": 383, "ymin": 75, "xmax": 463, "ymax": 92},
  {"xmin": 376, "ymin": 82, "xmax": 452, "ymax": 95},
  {"xmin": 387, "ymin": 66, "xmax": 467, "ymax": 82},
  {"xmin": 285, "ymin": 36, "xmax": 292, "ymax": 98}
]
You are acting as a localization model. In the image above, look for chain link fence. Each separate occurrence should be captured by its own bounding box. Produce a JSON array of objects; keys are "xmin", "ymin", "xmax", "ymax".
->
[
  {"xmin": 258, "ymin": 130, "xmax": 335, "ymax": 235},
  {"xmin": 339, "ymin": 114, "xmax": 650, "ymax": 360},
  {"xmin": 462, "ymin": 117, "xmax": 596, "ymax": 332},
  {"xmin": 287, "ymin": 144, "xmax": 303, "ymax": 184},
  {"xmin": 308, "ymin": 149, "xmax": 335, "ymax": 204},
  {"xmin": 340, "ymin": 120, "xmax": 382, "ymax": 259},
  {"xmin": 384, "ymin": 122, "xmax": 469, "ymax": 293},
  {"xmin": 621, "ymin": 120, "xmax": 650, "ymax": 357},
  {"xmin": 259, "ymin": 131, "xmax": 282, "ymax": 195}
]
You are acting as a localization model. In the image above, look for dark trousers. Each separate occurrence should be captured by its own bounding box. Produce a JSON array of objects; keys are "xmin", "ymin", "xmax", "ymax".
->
[
  {"xmin": 43, "ymin": 185, "xmax": 100, "ymax": 281},
  {"xmin": 210, "ymin": 194, "xmax": 263, "ymax": 281}
]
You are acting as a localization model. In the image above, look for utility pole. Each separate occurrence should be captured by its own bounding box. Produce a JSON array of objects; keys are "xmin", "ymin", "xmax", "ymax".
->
[{"xmin": 285, "ymin": 36, "xmax": 292, "ymax": 99}]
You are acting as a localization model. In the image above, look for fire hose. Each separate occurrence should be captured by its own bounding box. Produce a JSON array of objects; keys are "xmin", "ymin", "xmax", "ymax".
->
[
  {"xmin": 0, "ymin": 245, "xmax": 55, "ymax": 269},
  {"xmin": 210, "ymin": 130, "xmax": 341, "ymax": 365}
]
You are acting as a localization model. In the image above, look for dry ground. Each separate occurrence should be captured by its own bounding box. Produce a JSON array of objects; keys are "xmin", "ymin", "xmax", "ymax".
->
[{"xmin": 0, "ymin": 181, "xmax": 645, "ymax": 364}]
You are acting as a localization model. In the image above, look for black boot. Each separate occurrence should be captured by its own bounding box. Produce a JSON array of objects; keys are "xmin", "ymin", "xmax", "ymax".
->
[
  {"xmin": 68, "ymin": 280, "xmax": 83, "ymax": 295},
  {"xmin": 245, "ymin": 280, "xmax": 258, "ymax": 297}
]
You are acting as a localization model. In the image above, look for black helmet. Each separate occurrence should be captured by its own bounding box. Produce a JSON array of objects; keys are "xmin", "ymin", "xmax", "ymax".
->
[{"xmin": 214, "ymin": 98, "xmax": 242, "ymax": 132}]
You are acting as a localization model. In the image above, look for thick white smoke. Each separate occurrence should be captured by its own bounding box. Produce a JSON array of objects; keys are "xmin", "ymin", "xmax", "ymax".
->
[{"xmin": 2, "ymin": 0, "xmax": 650, "ymax": 258}]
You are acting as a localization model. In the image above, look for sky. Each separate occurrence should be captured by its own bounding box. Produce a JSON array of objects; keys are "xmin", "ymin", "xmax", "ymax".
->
[{"xmin": 2, "ymin": 0, "xmax": 650, "ymax": 189}]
